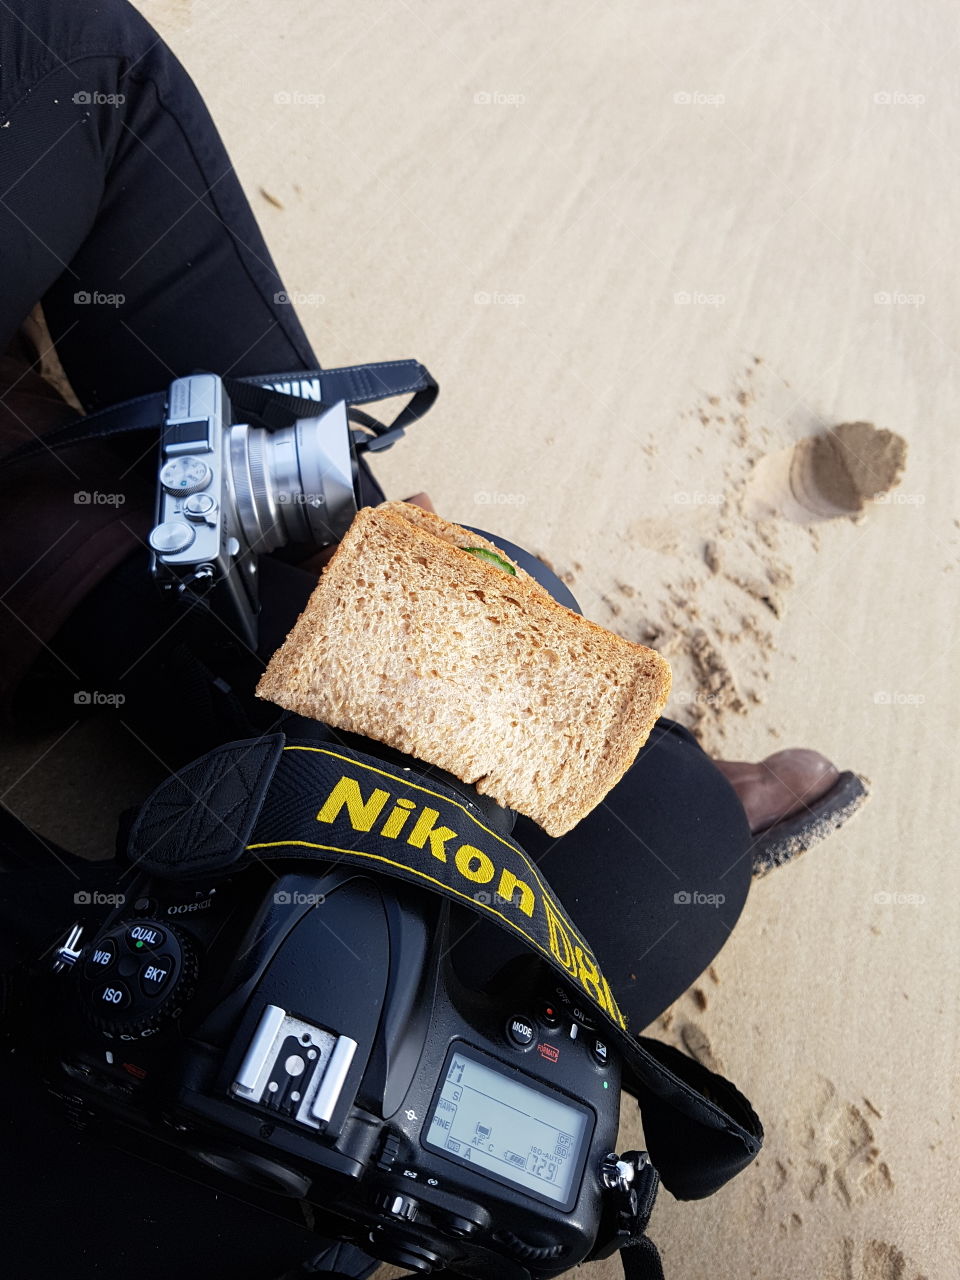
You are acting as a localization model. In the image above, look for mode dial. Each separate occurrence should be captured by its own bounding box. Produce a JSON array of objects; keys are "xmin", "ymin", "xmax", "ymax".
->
[{"xmin": 159, "ymin": 454, "xmax": 212, "ymax": 497}]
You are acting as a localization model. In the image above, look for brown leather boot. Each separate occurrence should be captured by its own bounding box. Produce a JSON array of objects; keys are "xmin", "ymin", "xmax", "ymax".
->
[{"xmin": 715, "ymin": 749, "xmax": 870, "ymax": 877}]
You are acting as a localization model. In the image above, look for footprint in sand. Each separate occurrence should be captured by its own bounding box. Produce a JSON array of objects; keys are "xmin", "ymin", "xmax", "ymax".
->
[
  {"xmin": 837, "ymin": 1237, "xmax": 928, "ymax": 1280},
  {"xmin": 676, "ymin": 1019, "xmax": 721, "ymax": 1073},
  {"xmin": 798, "ymin": 1077, "xmax": 894, "ymax": 1208},
  {"xmin": 752, "ymin": 1077, "xmax": 894, "ymax": 1228}
]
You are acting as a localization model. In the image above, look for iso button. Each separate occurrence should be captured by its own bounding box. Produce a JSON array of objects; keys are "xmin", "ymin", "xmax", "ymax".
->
[
  {"xmin": 94, "ymin": 981, "xmax": 131, "ymax": 1010},
  {"xmin": 506, "ymin": 1015, "xmax": 537, "ymax": 1049}
]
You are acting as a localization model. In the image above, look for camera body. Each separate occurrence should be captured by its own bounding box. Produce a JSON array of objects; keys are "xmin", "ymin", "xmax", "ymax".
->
[
  {"xmin": 36, "ymin": 858, "xmax": 626, "ymax": 1278},
  {"xmin": 148, "ymin": 374, "xmax": 357, "ymax": 646}
]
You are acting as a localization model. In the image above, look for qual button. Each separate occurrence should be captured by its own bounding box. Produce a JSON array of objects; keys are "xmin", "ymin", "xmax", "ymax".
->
[{"xmin": 124, "ymin": 922, "xmax": 167, "ymax": 953}]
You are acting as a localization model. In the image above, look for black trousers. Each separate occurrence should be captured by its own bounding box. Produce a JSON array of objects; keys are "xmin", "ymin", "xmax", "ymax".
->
[{"xmin": 0, "ymin": 2, "xmax": 753, "ymax": 1274}]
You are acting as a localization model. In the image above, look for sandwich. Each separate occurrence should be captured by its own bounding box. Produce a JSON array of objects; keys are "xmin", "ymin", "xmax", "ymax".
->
[{"xmin": 257, "ymin": 502, "xmax": 671, "ymax": 837}]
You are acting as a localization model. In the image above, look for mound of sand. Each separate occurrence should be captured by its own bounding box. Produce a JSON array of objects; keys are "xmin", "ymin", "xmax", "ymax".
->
[{"xmin": 792, "ymin": 422, "xmax": 908, "ymax": 518}]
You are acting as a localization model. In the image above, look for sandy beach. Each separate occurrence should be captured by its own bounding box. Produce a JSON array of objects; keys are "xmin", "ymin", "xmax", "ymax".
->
[{"xmin": 3, "ymin": 2, "xmax": 957, "ymax": 1275}]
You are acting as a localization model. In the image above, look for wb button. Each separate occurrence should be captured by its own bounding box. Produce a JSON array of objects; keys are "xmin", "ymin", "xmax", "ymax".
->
[
  {"xmin": 83, "ymin": 938, "xmax": 117, "ymax": 978},
  {"xmin": 506, "ymin": 1016, "xmax": 536, "ymax": 1049}
]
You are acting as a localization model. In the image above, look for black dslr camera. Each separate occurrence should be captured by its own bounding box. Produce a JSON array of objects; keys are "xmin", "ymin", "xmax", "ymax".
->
[{"xmin": 14, "ymin": 752, "xmax": 652, "ymax": 1280}]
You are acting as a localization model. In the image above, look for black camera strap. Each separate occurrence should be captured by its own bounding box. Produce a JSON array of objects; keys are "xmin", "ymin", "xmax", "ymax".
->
[
  {"xmin": 4, "ymin": 359, "xmax": 438, "ymax": 464},
  {"xmin": 126, "ymin": 733, "xmax": 763, "ymax": 1213},
  {"xmin": 230, "ymin": 364, "xmax": 439, "ymax": 450}
]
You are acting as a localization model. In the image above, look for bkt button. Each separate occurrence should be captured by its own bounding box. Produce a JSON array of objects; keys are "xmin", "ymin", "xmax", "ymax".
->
[
  {"xmin": 140, "ymin": 956, "xmax": 173, "ymax": 996},
  {"xmin": 506, "ymin": 1016, "xmax": 536, "ymax": 1049}
]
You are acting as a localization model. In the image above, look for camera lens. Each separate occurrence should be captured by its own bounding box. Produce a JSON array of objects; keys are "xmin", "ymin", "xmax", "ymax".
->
[{"xmin": 226, "ymin": 402, "xmax": 358, "ymax": 553}]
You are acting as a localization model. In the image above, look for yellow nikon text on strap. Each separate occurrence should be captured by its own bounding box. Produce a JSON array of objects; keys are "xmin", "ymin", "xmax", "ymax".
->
[
  {"xmin": 245, "ymin": 746, "xmax": 627, "ymax": 1031},
  {"xmin": 317, "ymin": 775, "xmax": 538, "ymax": 917}
]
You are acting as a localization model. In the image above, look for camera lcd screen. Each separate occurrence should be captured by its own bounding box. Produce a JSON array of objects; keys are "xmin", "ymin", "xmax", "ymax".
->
[{"xmin": 423, "ymin": 1046, "xmax": 593, "ymax": 1207}]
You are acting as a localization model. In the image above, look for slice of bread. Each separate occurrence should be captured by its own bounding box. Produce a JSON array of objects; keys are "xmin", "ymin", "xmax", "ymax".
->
[{"xmin": 257, "ymin": 502, "xmax": 672, "ymax": 837}]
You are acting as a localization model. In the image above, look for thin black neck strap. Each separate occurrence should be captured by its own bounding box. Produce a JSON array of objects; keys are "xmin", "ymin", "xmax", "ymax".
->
[{"xmin": 3, "ymin": 359, "xmax": 438, "ymax": 464}]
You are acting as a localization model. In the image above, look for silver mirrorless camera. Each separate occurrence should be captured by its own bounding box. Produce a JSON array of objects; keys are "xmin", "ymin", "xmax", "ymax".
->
[{"xmin": 148, "ymin": 374, "xmax": 357, "ymax": 648}]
